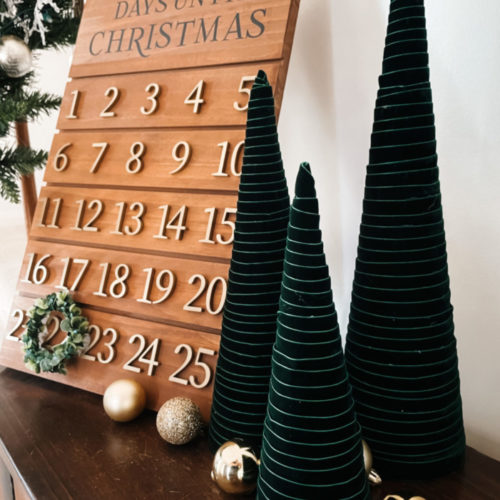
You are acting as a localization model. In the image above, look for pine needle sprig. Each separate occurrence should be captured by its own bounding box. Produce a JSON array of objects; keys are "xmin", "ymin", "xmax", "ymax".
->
[{"xmin": 0, "ymin": 146, "xmax": 47, "ymax": 203}]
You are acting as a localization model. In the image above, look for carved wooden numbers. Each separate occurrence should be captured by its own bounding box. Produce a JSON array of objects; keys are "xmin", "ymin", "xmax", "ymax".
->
[{"xmin": 0, "ymin": 0, "xmax": 299, "ymax": 419}]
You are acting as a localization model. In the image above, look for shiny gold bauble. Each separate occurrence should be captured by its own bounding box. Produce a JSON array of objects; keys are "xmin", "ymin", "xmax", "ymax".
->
[
  {"xmin": 103, "ymin": 379, "xmax": 146, "ymax": 422},
  {"xmin": 0, "ymin": 35, "xmax": 32, "ymax": 78},
  {"xmin": 211, "ymin": 440, "xmax": 260, "ymax": 495},
  {"xmin": 362, "ymin": 439, "xmax": 373, "ymax": 473},
  {"xmin": 156, "ymin": 397, "xmax": 203, "ymax": 445}
]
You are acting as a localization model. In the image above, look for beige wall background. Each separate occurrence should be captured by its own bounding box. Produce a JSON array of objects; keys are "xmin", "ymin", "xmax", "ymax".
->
[{"xmin": 1, "ymin": 0, "xmax": 499, "ymax": 461}]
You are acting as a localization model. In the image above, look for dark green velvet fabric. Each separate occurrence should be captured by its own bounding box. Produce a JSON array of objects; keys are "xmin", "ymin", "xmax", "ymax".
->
[
  {"xmin": 208, "ymin": 71, "xmax": 290, "ymax": 454},
  {"xmin": 345, "ymin": 0, "xmax": 465, "ymax": 479},
  {"xmin": 257, "ymin": 164, "xmax": 370, "ymax": 500}
]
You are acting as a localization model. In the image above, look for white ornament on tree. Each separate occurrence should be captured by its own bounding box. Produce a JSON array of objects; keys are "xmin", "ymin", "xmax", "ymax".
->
[
  {"xmin": 0, "ymin": 0, "xmax": 62, "ymax": 47},
  {"xmin": 0, "ymin": 0, "xmax": 22, "ymax": 23},
  {"xmin": 0, "ymin": 35, "xmax": 32, "ymax": 78},
  {"xmin": 31, "ymin": 0, "xmax": 61, "ymax": 46},
  {"xmin": 0, "ymin": 0, "xmax": 30, "ymax": 44}
]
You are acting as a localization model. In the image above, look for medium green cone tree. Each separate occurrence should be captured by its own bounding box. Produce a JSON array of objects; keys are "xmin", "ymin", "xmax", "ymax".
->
[
  {"xmin": 257, "ymin": 163, "xmax": 370, "ymax": 499},
  {"xmin": 345, "ymin": 0, "xmax": 465, "ymax": 479},
  {"xmin": 209, "ymin": 70, "xmax": 290, "ymax": 453}
]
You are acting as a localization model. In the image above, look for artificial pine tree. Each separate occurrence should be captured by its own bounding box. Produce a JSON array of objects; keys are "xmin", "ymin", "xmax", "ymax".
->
[
  {"xmin": 257, "ymin": 163, "xmax": 370, "ymax": 500},
  {"xmin": 209, "ymin": 70, "xmax": 290, "ymax": 453},
  {"xmin": 0, "ymin": 0, "xmax": 80, "ymax": 202},
  {"xmin": 345, "ymin": 0, "xmax": 465, "ymax": 479}
]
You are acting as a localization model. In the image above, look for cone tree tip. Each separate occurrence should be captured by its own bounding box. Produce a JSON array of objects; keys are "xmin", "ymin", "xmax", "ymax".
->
[
  {"xmin": 255, "ymin": 69, "xmax": 270, "ymax": 87},
  {"xmin": 294, "ymin": 162, "xmax": 316, "ymax": 198},
  {"xmin": 390, "ymin": 0, "xmax": 424, "ymax": 7}
]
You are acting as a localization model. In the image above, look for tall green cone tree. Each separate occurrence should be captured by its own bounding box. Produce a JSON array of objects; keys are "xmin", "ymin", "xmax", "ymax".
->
[
  {"xmin": 345, "ymin": 0, "xmax": 465, "ymax": 479},
  {"xmin": 0, "ymin": 0, "xmax": 80, "ymax": 202},
  {"xmin": 208, "ymin": 70, "xmax": 290, "ymax": 453},
  {"xmin": 257, "ymin": 163, "xmax": 370, "ymax": 500}
]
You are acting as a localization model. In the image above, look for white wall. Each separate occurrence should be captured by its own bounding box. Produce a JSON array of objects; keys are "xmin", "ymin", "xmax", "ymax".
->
[{"xmin": 1, "ymin": 0, "xmax": 499, "ymax": 461}]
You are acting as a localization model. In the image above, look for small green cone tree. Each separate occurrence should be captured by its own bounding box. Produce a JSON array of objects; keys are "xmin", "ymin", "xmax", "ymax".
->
[
  {"xmin": 209, "ymin": 70, "xmax": 290, "ymax": 453},
  {"xmin": 345, "ymin": 0, "xmax": 465, "ymax": 479},
  {"xmin": 257, "ymin": 163, "xmax": 370, "ymax": 499}
]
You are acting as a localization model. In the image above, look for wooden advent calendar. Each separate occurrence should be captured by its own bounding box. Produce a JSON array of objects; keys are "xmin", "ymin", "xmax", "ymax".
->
[{"xmin": 0, "ymin": 0, "xmax": 300, "ymax": 420}]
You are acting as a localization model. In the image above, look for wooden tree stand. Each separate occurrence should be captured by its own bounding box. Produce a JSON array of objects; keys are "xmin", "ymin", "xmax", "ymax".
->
[{"xmin": 15, "ymin": 120, "xmax": 37, "ymax": 235}]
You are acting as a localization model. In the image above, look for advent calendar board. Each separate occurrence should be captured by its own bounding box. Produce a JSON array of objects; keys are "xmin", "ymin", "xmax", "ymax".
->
[{"xmin": 0, "ymin": 0, "xmax": 300, "ymax": 420}]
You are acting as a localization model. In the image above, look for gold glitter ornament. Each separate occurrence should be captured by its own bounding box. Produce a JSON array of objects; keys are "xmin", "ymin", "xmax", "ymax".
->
[
  {"xmin": 156, "ymin": 397, "xmax": 203, "ymax": 445},
  {"xmin": 103, "ymin": 379, "xmax": 146, "ymax": 422},
  {"xmin": 0, "ymin": 35, "xmax": 32, "ymax": 78},
  {"xmin": 211, "ymin": 440, "xmax": 260, "ymax": 495}
]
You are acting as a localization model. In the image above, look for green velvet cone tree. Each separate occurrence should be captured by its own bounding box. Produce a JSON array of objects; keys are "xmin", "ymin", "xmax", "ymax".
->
[
  {"xmin": 209, "ymin": 70, "xmax": 290, "ymax": 454},
  {"xmin": 257, "ymin": 163, "xmax": 370, "ymax": 500},
  {"xmin": 345, "ymin": 0, "xmax": 465, "ymax": 479}
]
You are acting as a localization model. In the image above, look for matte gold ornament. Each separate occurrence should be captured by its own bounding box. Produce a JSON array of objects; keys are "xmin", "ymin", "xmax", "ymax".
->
[
  {"xmin": 103, "ymin": 379, "xmax": 146, "ymax": 422},
  {"xmin": 156, "ymin": 397, "xmax": 203, "ymax": 445},
  {"xmin": 0, "ymin": 35, "xmax": 32, "ymax": 78},
  {"xmin": 362, "ymin": 439, "xmax": 382, "ymax": 485},
  {"xmin": 211, "ymin": 440, "xmax": 260, "ymax": 495}
]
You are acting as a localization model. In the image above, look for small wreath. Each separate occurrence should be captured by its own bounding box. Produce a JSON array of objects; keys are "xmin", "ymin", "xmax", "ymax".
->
[{"xmin": 22, "ymin": 289, "xmax": 90, "ymax": 375}]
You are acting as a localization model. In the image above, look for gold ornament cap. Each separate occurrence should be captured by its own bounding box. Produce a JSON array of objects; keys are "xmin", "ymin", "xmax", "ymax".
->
[
  {"xmin": 211, "ymin": 440, "xmax": 260, "ymax": 495},
  {"xmin": 103, "ymin": 379, "xmax": 146, "ymax": 422},
  {"xmin": 156, "ymin": 397, "xmax": 203, "ymax": 445}
]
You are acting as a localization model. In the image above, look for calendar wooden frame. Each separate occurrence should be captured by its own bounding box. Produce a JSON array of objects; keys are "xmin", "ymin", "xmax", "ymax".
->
[{"xmin": 0, "ymin": 0, "xmax": 300, "ymax": 421}]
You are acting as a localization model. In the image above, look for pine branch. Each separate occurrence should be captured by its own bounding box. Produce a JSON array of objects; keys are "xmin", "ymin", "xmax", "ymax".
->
[
  {"xmin": 0, "ymin": 119, "xmax": 9, "ymax": 136},
  {"xmin": 1, "ymin": 89, "xmax": 61, "ymax": 123},
  {"xmin": 0, "ymin": 175, "xmax": 20, "ymax": 204},
  {"xmin": 5, "ymin": 146, "xmax": 47, "ymax": 172},
  {"xmin": 0, "ymin": 145, "xmax": 47, "ymax": 203},
  {"xmin": 16, "ymin": 90, "xmax": 61, "ymax": 121},
  {"xmin": 0, "ymin": 71, "xmax": 32, "ymax": 98}
]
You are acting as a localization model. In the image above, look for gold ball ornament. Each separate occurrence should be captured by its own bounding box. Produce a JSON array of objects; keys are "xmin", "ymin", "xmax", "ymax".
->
[
  {"xmin": 0, "ymin": 36, "xmax": 32, "ymax": 78},
  {"xmin": 103, "ymin": 379, "xmax": 146, "ymax": 422},
  {"xmin": 362, "ymin": 439, "xmax": 373, "ymax": 473},
  {"xmin": 362, "ymin": 439, "xmax": 382, "ymax": 485},
  {"xmin": 156, "ymin": 397, "xmax": 203, "ymax": 445},
  {"xmin": 211, "ymin": 440, "xmax": 260, "ymax": 495}
]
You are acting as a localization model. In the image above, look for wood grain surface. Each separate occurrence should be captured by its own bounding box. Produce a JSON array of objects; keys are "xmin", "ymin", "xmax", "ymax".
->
[
  {"xmin": 15, "ymin": 240, "xmax": 228, "ymax": 330},
  {"xmin": 59, "ymin": 62, "xmax": 279, "ymax": 130},
  {"xmin": 44, "ymin": 128, "xmax": 244, "ymax": 191},
  {"xmin": 0, "ymin": 368, "xmax": 499, "ymax": 500},
  {"xmin": 70, "ymin": 0, "xmax": 298, "ymax": 77},
  {"xmin": 1, "ymin": 0, "xmax": 300, "ymax": 413},
  {"xmin": 1, "ymin": 296, "xmax": 220, "ymax": 420},
  {"xmin": 31, "ymin": 186, "xmax": 237, "ymax": 260}
]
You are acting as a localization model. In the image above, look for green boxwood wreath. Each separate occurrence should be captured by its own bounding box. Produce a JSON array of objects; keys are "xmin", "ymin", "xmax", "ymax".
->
[{"xmin": 22, "ymin": 289, "xmax": 90, "ymax": 374}]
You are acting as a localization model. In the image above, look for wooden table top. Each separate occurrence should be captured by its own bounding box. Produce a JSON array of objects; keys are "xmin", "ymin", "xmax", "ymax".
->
[{"xmin": 0, "ymin": 367, "xmax": 499, "ymax": 500}]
